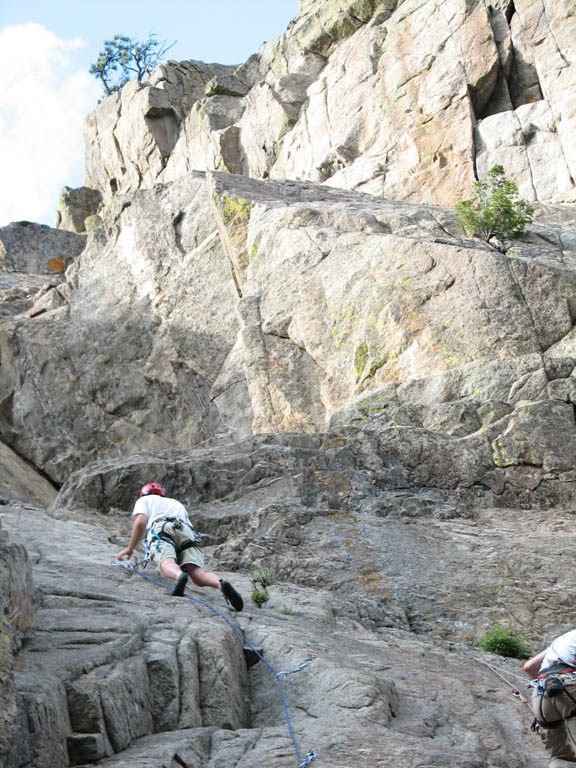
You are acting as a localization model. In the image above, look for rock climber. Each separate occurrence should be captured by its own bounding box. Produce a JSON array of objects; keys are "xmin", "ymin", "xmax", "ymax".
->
[
  {"xmin": 116, "ymin": 482, "xmax": 243, "ymax": 610},
  {"xmin": 524, "ymin": 629, "xmax": 576, "ymax": 766}
]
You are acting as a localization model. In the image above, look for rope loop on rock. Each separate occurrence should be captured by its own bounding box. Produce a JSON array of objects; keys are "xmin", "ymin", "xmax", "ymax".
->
[{"xmin": 112, "ymin": 560, "xmax": 318, "ymax": 768}]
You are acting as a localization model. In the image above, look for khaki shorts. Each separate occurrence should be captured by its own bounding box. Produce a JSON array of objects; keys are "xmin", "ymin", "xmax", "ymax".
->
[
  {"xmin": 148, "ymin": 519, "xmax": 205, "ymax": 569},
  {"xmin": 530, "ymin": 675, "xmax": 576, "ymax": 763}
]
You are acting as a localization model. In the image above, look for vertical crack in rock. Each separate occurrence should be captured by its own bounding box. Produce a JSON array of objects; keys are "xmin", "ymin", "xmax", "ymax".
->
[
  {"xmin": 237, "ymin": 293, "xmax": 280, "ymax": 432},
  {"xmin": 513, "ymin": 110, "xmax": 539, "ymax": 200},
  {"xmin": 507, "ymin": 5, "xmax": 544, "ymax": 109},
  {"xmin": 505, "ymin": 258, "xmax": 547, "ymax": 360},
  {"xmin": 477, "ymin": 3, "xmax": 511, "ymax": 119},
  {"xmin": 538, "ymin": 0, "xmax": 570, "ymax": 66},
  {"xmin": 208, "ymin": 177, "xmax": 248, "ymax": 297},
  {"xmin": 173, "ymin": 211, "xmax": 185, "ymax": 256},
  {"xmin": 477, "ymin": 0, "xmax": 544, "ymax": 118},
  {"xmin": 109, "ymin": 132, "xmax": 127, "ymax": 193}
]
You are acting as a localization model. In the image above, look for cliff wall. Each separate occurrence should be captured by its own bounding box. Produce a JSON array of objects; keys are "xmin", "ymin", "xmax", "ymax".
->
[
  {"xmin": 83, "ymin": 0, "xmax": 576, "ymax": 213},
  {"xmin": 1, "ymin": 0, "xmax": 576, "ymax": 765}
]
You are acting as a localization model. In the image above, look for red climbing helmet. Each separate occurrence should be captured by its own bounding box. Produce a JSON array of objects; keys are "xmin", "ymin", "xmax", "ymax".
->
[{"xmin": 139, "ymin": 482, "xmax": 166, "ymax": 498}]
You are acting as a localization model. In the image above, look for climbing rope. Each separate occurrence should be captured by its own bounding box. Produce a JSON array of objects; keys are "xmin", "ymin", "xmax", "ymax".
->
[
  {"xmin": 112, "ymin": 560, "xmax": 318, "ymax": 768},
  {"xmin": 467, "ymin": 653, "xmax": 530, "ymax": 704}
]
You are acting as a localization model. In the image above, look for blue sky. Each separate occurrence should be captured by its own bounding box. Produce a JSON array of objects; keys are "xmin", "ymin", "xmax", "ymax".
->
[{"xmin": 0, "ymin": 1, "xmax": 299, "ymax": 227}]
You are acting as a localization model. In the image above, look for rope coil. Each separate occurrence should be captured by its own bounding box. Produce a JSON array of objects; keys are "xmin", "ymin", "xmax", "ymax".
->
[{"xmin": 113, "ymin": 560, "xmax": 318, "ymax": 767}]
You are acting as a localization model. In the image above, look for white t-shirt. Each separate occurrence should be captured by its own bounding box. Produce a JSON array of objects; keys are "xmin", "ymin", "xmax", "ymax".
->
[
  {"xmin": 132, "ymin": 495, "xmax": 192, "ymax": 530},
  {"xmin": 541, "ymin": 630, "xmax": 576, "ymax": 671}
]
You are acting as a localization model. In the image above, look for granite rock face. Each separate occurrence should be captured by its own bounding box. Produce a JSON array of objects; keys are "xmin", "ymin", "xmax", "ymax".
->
[
  {"xmin": 2, "ymin": 1, "xmax": 576, "ymax": 765},
  {"xmin": 84, "ymin": 60, "xmax": 239, "ymax": 208},
  {"xmin": 0, "ymin": 509, "xmax": 36, "ymax": 767},
  {"xmin": 0, "ymin": 469, "xmax": 559, "ymax": 768},
  {"xmin": 0, "ymin": 441, "xmax": 58, "ymax": 508},
  {"xmin": 84, "ymin": 0, "xmax": 576, "ymax": 210},
  {"xmin": 2, "ymin": 172, "xmax": 576, "ymax": 494},
  {"xmin": 0, "ymin": 174, "xmax": 242, "ymax": 483}
]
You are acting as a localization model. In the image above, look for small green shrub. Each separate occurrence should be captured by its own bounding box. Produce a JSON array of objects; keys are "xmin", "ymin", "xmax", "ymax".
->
[
  {"xmin": 278, "ymin": 605, "xmax": 298, "ymax": 616},
  {"xmin": 251, "ymin": 568, "xmax": 278, "ymax": 589},
  {"xmin": 480, "ymin": 625, "xmax": 528, "ymax": 658},
  {"xmin": 455, "ymin": 165, "xmax": 534, "ymax": 245},
  {"xmin": 251, "ymin": 590, "xmax": 269, "ymax": 608}
]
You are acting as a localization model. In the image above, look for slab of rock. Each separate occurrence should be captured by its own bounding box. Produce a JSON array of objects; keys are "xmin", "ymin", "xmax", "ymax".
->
[
  {"xmin": 1, "ymin": 500, "xmax": 253, "ymax": 767},
  {"xmin": 2, "ymin": 172, "xmax": 576, "ymax": 487},
  {"xmin": 0, "ymin": 468, "xmax": 560, "ymax": 768},
  {"xmin": 49, "ymin": 395, "xmax": 576, "ymax": 640},
  {"xmin": 0, "ymin": 514, "xmax": 35, "ymax": 766}
]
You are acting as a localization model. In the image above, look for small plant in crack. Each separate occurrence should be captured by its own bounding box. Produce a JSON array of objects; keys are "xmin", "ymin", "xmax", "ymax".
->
[
  {"xmin": 251, "ymin": 590, "xmax": 270, "ymax": 608},
  {"xmin": 250, "ymin": 568, "xmax": 279, "ymax": 608},
  {"xmin": 251, "ymin": 568, "xmax": 279, "ymax": 589}
]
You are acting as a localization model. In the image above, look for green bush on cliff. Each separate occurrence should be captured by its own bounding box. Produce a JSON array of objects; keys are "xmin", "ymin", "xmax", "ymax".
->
[
  {"xmin": 251, "ymin": 590, "xmax": 269, "ymax": 608},
  {"xmin": 480, "ymin": 625, "xmax": 528, "ymax": 658},
  {"xmin": 455, "ymin": 165, "xmax": 534, "ymax": 246},
  {"xmin": 249, "ymin": 568, "xmax": 279, "ymax": 609},
  {"xmin": 251, "ymin": 568, "xmax": 278, "ymax": 589}
]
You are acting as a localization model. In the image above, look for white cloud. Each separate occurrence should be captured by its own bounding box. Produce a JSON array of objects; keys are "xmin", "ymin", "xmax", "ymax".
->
[{"xmin": 0, "ymin": 23, "xmax": 100, "ymax": 227}]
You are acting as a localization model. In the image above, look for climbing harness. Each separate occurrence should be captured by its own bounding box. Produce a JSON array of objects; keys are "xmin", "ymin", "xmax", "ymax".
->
[
  {"xmin": 472, "ymin": 653, "xmax": 576, "ymax": 732},
  {"xmin": 529, "ymin": 667, "xmax": 576, "ymax": 731},
  {"xmin": 144, "ymin": 517, "xmax": 203, "ymax": 566},
  {"xmin": 113, "ymin": 560, "xmax": 318, "ymax": 768}
]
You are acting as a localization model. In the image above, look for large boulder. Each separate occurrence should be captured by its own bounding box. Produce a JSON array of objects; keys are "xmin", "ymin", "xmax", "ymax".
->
[
  {"xmin": 0, "ymin": 221, "xmax": 86, "ymax": 275},
  {"xmin": 0, "ymin": 515, "xmax": 35, "ymax": 767},
  {"xmin": 56, "ymin": 186, "xmax": 103, "ymax": 233}
]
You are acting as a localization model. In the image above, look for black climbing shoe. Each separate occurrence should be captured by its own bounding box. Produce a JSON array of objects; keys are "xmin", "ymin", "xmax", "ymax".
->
[
  {"xmin": 221, "ymin": 580, "xmax": 243, "ymax": 612},
  {"xmin": 171, "ymin": 572, "xmax": 188, "ymax": 597}
]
